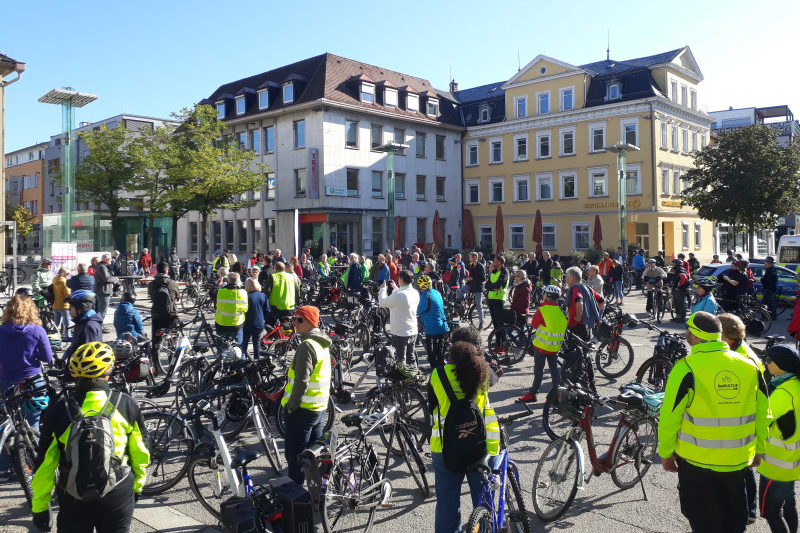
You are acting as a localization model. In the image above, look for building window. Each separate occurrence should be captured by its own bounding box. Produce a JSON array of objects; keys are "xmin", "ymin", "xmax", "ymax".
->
[
  {"xmin": 560, "ymin": 128, "xmax": 575, "ymax": 156},
  {"xmin": 385, "ymin": 88, "xmax": 398, "ymax": 108},
  {"xmin": 690, "ymin": 89, "xmax": 697, "ymax": 110},
  {"xmin": 692, "ymin": 131, "xmax": 698, "ymax": 151},
  {"xmin": 490, "ymin": 139, "xmax": 502, "ymax": 163},
  {"xmin": 671, "ymin": 124, "xmax": 679, "ymax": 150},
  {"xmin": 514, "ymin": 135, "xmax": 528, "ymax": 161},
  {"xmin": 235, "ymin": 96, "xmax": 246, "ymax": 115},
  {"xmin": 395, "ymin": 173, "xmax": 406, "ymax": 199},
  {"xmin": 371, "ymin": 124, "xmax": 382, "ymax": 150},
  {"xmin": 251, "ymin": 219, "xmax": 262, "ymax": 249},
  {"xmin": 537, "ymin": 92, "xmax": 550, "ymax": 114},
  {"xmin": 589, "ymin": 168, "xmax": 607, "ymax": 197},
  {"xmin": 536, "ymin": 173, "xmax": 553, "ymax": 201},
  {"xmin": 479, "ymin": 107, "xmax": 490, "ymax": 123},
  {"xmin": 479, "ymin": 226, "xmax": 493, "ymax": 249},
  {"xmin": 560, "ymin": 172, "xmax": 577, "ymax": 199},
  {"xmin": 682, "ymin": 222, "xmax": 690, "ymax": 249},
  {"xmin": 216, "ymin": 101, "xmax": 225, "ymax": 119},
  {"xmin": 590, "ymin": 124, "xmax": 605, "ymax": 152},
  {"xmin": 224, "ymin": 221, "xmax": 234, "ymax": 249},
  {"xmin": 372, "ymin": 171, "xmax": 382, "ymax": 198},
  {"xmin": 295, "ymin": 168, "xmax": 307, "ymax": 197},
  {"xmin": 266, "ymin": 219, "xmax": 276, "ymax": 246},
  {"xmin": 436, "ymin": 176, "xmax": 446, "ymax": 201},
  {"xmin": 346, "ymin": 168, "xmax": 359, "ymax": 196},
  {"xmin": 283, "ymin": 83, "xmax": 294, "ymax": 104},
  {"xmin": 682, "ymin": 128, "xmax": 689, "ymax": 153},
  {"xmin": 467, "ymin": 143, "xmax": 478, "ymax": 166},
  {"xmin": 264, "ymin": 126, "xmax": 275, "ymax": 153},
  {"xmin": 435, "ymin": 135, "xmax": 445, "ymax": 160},
  {"xmin": 237, "ymin": 132, "xmax": 247, "ymax": 150},
  {"xmin": 345, "ymin": 120, "xmax": 358, "ymax": 148},
  {"xmin": 407, "ymin": 94, "xmax": 419, "ymax": 113},
  {"xmin": 416, "ymin": 132, "xmax": 426, "ymax": 158},
  {"xmin": 489, "ymin": 178, "xmax": 504, "ymax": 203},
  {"xmin": 621, "ymin": 119, "xmax": 638, "ymax": 146},
  {"xmin": 573, "ymin": 223, "xmax": 590, "ymax": 249},
  {"xmin": 466, "ymin": 180, "xmax": 479, "ymax": 204},
  {"xmin": 426, "ymin": 98, "xmax": 439, "ymax": 116},
  {"xmin": 606, "ymin": 83, "xmax": 621, "ymax": 101},
  {"xmin": 258, "ymin": 90, "xmax": 269, "ymax": 110},
  {"xmin": 189, "ymin": 222, "xmax": 198, "ymax": 253},
  {"xmin": 293, "ymin": 120, "xmax": 305, "ymax": 148},
  {"xmin": 514, "ymin": 175, "xmax": 530, "ymax": 202},
  {"xmin": 542, "ymin": 223, "xmax": 556, "ymax": 249},
  {"xmin": 514, "ymin": 96, "xmax": 527, "ymax": 118},
  {"xmin": 694, "ymin": 222, "xmax": 702, "ymax": 248},
  {"xmin": 250, "ymin": 129, "xmax": 261, "ymax": 154},
  {"xmin": 417, "ymin": 217, "xmax": 427, "ymax": 243},
  {"xmin": 670, "ymin": 80, "xmax": 678, "ymax": 102},
  {"xmin": 673, "ymin": 169, "xmax": 681, "ymax": 194},
  {"xmin": 372, "ymin": 218, "xmax": 384, "ymax": 253},
  {"xmin": 361, "ymin": 82, "xmax": 375, "ymax": 104},
  {"xmin": 212, "ymin": 221, "xmax": 222, "ymax": 249},
  {"xmin": 701, "ymin": 132, "xmax": 707, "ymax": 149},
  {"xmin": 416, "ymin": 175, "xmax": 426, "ymax": 200},
  {"xmin": 626, "ymin": 165, "xmax": 641, "ymax": 195},
  {"xmin": 680, "ymin": 85, "xmax": 688, "ymax": 106},
  {"xmin": 510, "ymin": 225, "xmax": 525, "ymax": 249},
  {"xmin": 537, "ymin": 132, "xmax": 551, "ymax": 159},
  {"xmin": 661, "ymin": 122, "xmax": 668, "ymax": 149},
  {"xmin": 394, "ymin": 128, "xmax": 405, "ymax": 155},
  {"xmin": 661, "ymin": 168, "xmax": 670, "ymax": 195},
  {"xmin": 266, "ymin": 172, "xmax": 275, "ymax": 199},
  {"xmin": 561, "ymin": 88, "xmax": 574, "ymax": 111},
  {"xmin": 237, "ymin": 219, "xmax": 248, "ymax": 251}
]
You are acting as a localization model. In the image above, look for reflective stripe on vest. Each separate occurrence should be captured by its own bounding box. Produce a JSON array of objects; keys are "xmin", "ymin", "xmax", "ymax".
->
[
  {"xmin": 678, "ymin": 432, "xmax": 755, "ymax": 449},
  {"xmin": 214, "ymin": 288, "xmax": 247, "ymax": 326},
  {"xmin": 281, "ymin": 337, "xmax": 331, "ymax": 411},
  {"xmin": 683, "ymin": 413, "xmax": 757, "ymax": 427},
  {"xmin": 269, "ymin": 272, "xmax": 297, "ymax": 311},
  {"xmin": 488, "ymin": 270, "xmax": 508, "ymax": 300},
  {"xmin": 758, "ymin": 378, "xmax": 800, "ymax": 481},
  {"xmin": 532, "ymin": 305, "xmax": 568, "ymax": 353}
]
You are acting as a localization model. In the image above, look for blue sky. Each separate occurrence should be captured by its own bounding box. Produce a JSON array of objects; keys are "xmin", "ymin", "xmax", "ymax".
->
[{"xmin": 3, "ymin": 0, "xmax": 799, "ymax": 153}]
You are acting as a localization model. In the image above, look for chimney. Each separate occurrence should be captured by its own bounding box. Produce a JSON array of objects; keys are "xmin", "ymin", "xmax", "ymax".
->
[{"xmin": 449, "ymin": 79, "xmax": 458, "ymax": 93}]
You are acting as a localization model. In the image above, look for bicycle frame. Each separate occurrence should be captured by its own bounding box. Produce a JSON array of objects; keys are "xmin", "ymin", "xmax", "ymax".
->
[{"xmin": 475, "ymin": 449, "xmax": 513, "ymax": 532}]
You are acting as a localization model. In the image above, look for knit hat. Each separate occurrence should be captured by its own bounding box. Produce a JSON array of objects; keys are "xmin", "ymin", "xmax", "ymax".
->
[
  {"xmin": 294, "ymin": 306, "xmax": 320, "ymax": 327},
  {"xmin": 765, "ymin": 345, "xmax": 800, "ymax": 375}
]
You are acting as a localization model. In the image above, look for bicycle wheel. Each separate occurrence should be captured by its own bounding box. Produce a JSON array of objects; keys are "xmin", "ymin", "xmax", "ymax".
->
[
  {"xmin": 141, "ymin": 411, "xmax": 192, "ymax": 496},
  {"xmin": 352, "ymin": 323, "xmax": 371, "ymax": 361},
  {"xmin": 11, "ymin": 442, "xmax": 35, "ymax": 508},
  {"xmin": 487, "ymin": 326, "xmax": 528, "ymax": 366},
  {"xmin": 467, "ymin": 303, "xmax": 487, "ymax": 328},
  {"xmin": 466, "ymin": 506, "xmax": 492, "ymax": 533},
  {"xmin": 219, "ymin": 391, "xmax": 252, "ymax": 439},
  {"xmin": 321, "ymin": 450, "xmax": 378, "ymax": 533},
  {"xmin": 397, "ymin": 424, "xmax": 430, "ymax": 498},
  {"xmin": 750, "ymin": 307, "xmax": 773, "ymax": 336},
  {"xmin": 595, "ymin": 337, "xmax": 635, "ymax": 378},
  {"xmin": 542, "ymin": 391, "xmax": 577, "ymax": 441},
  {"xmin": 610, "ymin": 416, "xmax": 658, "ymax": 489},
  {"xmin": 373, "ymin": 385, "xmax": 430, "ymax": 453},
  {"xmin": 506, "ymin": 462, "xmax": 532, "ymax": 533},
  {"xmin": 532, "ymin": 437, "xmax": 581, "ymax": 522},
  {"xmin": 180, "ymin": 286, "xmax": 199, "ymax": 312},
  {"xmin": 254, "ymin": 404, "xmax": 283, "ymax": 475},
  {"xmin": 187, "ymin": 452, "xmax": 229, "ymax": 521},
  {"xmin": 622, "ymin": 275, "xmax": 632, "ymax": 296},
  {"xmin": 16, "ymin": 268, "xmax": 26, "ymax": 284},
  {"xmin": 634, "ymin": 358, "xmax": 673, "ymax": 393},
  {"xmin": 276, "ymin": 396, "xmax": 335, "ymax": 438}
]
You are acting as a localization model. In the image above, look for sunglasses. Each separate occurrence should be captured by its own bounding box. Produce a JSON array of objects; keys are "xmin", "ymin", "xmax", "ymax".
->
[{"xmin": 292, "ymin": 317, "xmax": 305, "ymax": 324}]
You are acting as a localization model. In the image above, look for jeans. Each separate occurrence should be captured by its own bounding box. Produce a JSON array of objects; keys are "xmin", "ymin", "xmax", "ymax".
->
[
  {"xmin": 54, "ymin": 309, "xmax": 70, "ymax": 336},
  {"xmin": 56, "ymin": 471, "xmax": 135, "ymax": 533},
  {"xmin": 432, "ymin": 452, "xmax": 493, "ymax": 533},
  {"xmin": 241, "ymin": 327, "xmax": 263, "ymax": 359},
  {"xmin": 676, "ymin": 457, "xmax": 747, "ymax": 533},
  {"xmin": 216, "ymin": 328, "xmax": 244, "ymax": 350},
  {"xmin": 472, "ymin": 291, "xmax": 485, "ymax": 326},
  {"xmin": 392, "ymin": 335, "xmax": 416, "ymax": 365},
  {"xmin": 0, "ymin": 376, "xmax": 44, "ymax": 472},
  {"xmin": 746, "ymin": 467, "xmax": 757, "ymax": 519},
  {"xmin": 529, "ymin": 349, "xmax": 561, "ymax": 395},
  {"xmin": 763, "ymin": 289, "xmax": 778, "ymax": 320},
  {"xmin": 760, "ymin": 475, "xmax": 797, "ymax": 533},
  {"xmin": 424, "ymin": 333, "xmax": 448, "ymax": 369},
  {"xmin": 613, "ymin": 280, "xmax": 623, "ymax": 302},
  {"xmin": 96, "ymin": 294, "xmax": 111, "ymax": 319},
  {"xmin": 284, "ymin": 408, "xmax": 326, "ymax": 485}
]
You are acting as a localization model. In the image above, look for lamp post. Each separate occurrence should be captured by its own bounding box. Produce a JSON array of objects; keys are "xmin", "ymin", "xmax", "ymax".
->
[
  {"xmin": 38, "ymin": 88, "xmax": 98, "ymax": 243},
  {"xmin": 604, "ymin": 142, "xmax": 640, "ymax": 255},
  {"xmin": 375, "ymin": 142, "xmax": 409, "ymax": 251}
]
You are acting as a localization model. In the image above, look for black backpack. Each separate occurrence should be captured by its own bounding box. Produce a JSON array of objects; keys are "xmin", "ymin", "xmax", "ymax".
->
[
  {"xmin": 45, "ymin": 283, "xmax": 55, "ymax": 305},
  {"xmin": 436, "ymin": 368, "xmax": 488, "ymax": 474},
  {"xmin": 152, "ymin": 282, "xmax": 175, "ymax": 316}
]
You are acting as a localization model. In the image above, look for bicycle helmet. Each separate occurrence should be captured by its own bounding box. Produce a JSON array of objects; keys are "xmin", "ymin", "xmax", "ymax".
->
[
  {"xmin": 542, "ymin": 285, "xmax": 561, "ymax": 296},
  {"xmin": 696, "ymin": 279, "xmax": 716, "ymax": 291},
  {"xmin": 417, "ymin": 275, "xmax": 432, "ymax": 291},
  {"xmin": 15, "ymin": 287, "xmax": 34, "ymax": 298},
  {"xmin": 69, "ymin": 342, "xmax": 115, "ymax": 378},
  {"xmin": 671, "ymin": 259, "xmax": 683, "ymax": 267},
  {"xmin": 65, "ymin": 289, "xmax": 96, "ymax": 305},
  {"xmin": 22, "ymin": 395, "xmax": 49, "ymax": 414}
]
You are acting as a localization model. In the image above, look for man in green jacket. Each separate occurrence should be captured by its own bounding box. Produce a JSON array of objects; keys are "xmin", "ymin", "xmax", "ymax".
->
[{"xmin": 658, "ymin": 311, "xmax": 771, "ymax": 533}]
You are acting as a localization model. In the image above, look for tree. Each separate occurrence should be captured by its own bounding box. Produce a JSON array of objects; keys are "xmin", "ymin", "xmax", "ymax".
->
[
  {"xmin": 681, "ymin": 125, "xmax": 800, "ymax": 254},
  {"xmin": 6, "ymin": 205, "xmax": 35, "ymax": 236},
  {"xmin": 168, "ymin": 105, "xmax": 268, "ymax": 260}
]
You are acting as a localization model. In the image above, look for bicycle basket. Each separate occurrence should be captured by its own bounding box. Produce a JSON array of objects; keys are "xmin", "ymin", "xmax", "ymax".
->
[
  {"xmin": 382, "ymin": 361, "xmax": 421, "ymax": 381},
  {"xmin": 620, "ymin": 382, "xmax": 664, "ymax": 418},
  {"xmin": 596, "ymin": 321, "xmax": 613, "ymax": 343},
  {"xmin": 123, "ymin": 356, "xmax": 153, "ymax": 383},
  {"xmin": 555, "ymin": 386, "xmax": 590, "ymax": 422}
]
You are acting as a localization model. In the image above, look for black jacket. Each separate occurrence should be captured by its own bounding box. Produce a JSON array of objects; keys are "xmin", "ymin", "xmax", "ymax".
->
[
  {"xmin": 148, "ymin": 273, "xmax": 179, "ymax": 317},
  {"xmin": 94, "ymin": 263, "xmax": 118, "ymax": 296},
  {"xmin": 67, "ymin": 273, "xmax": 95, "ymax": 292},
  {"xmin": 467, "ymin": 261, "xmax": 486, "ymax": 293},
  {"xmin": 761, "ymin": 266, "xmax": 778, "ymax": 292},
  {"xmin": 63, "ymin": 312, "xmax": 104, "ymax": 360}
]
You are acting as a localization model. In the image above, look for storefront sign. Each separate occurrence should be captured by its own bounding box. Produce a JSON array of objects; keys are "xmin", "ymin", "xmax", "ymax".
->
[
  {"xmin": 661, "ymin": 200, "xmax": 683, "ymax": 207},
  {"xmin": 309, "ymin": 148, "xmax": 320, "ymax": 199},
  {"xmin": 51, "ymin": 241, "xmax": 78, "ymax": 272},
  {"xmin": 583, "ymin": 198, "xmax": 641, "ymax": 209},
  {"xmin": 7, "ymin": 177, "xmax": 21, "ymax": 207},
  {"xmin": 327, "ymin": 186, "xmax": 347, "ymax": 197}
]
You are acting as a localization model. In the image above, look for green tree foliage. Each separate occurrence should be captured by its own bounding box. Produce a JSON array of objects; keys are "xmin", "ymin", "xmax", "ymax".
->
[
  {"xmin": 681, "ymin": 125, "xmax": 800, "ymax": 253},
  {"xmin": 6, "ymin": 205, "xmax": 35, "ymax": 237}
]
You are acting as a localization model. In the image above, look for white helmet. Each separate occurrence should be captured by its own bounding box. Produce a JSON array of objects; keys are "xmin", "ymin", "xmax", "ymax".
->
[{"xmin": 543, "ymin": 285, "xmax": 561, "ymax": 296}]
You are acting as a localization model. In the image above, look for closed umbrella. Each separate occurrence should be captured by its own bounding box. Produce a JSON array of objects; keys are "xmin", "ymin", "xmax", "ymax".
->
[
  {"xmin": 495, "ymin": 205, "xmax": 504, "ymax": 255},
  {"xmin": 432, "ymin": 210, "xmax": 444, "ymax": 251},
  {"xmin": 532, "ymin": 209, "xmax": 543, "ymax": 257},
  {"xmin": 462, "ymin": 209, "xmax": 475, "ymax": 249},
  {"xmin": 593, "ymin": 214, "xmax": 603, "ymax": 250},
  {"xmin": 394, "ymin": 217, "xmax": 405, "ymax": 251}
]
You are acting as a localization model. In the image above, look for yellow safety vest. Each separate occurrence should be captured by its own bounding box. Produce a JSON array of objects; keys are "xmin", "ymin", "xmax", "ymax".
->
[
  {"xmin": 214, "ymin": 287, "xmax": 247, "ymax": 327},
  {"xmin": 532, "ymin": 304, "xmax": 568, "ymax": 354},
  {"xmin": 488, "ymin": 269, "xmax": 508, "ymax": 300},
  {"xmin": 269, "ymin": 271, "xmax": 297, "ymax": 311},
  {"xmin": 733, "ymin": 341, "xmax": 764, "ymax": 372},
  {"xmin": 429, "ymin": 364, "xmax": 499, "ymax": 455},
  {"xmin": 213, "ymin": 256, "xmax": 229, "ymax": 272},
  {"xmin": 318, "ymin": 262, "xmax": 329, "ymax": 277},
  {"xmin": 282, "ymin": 338, "xmax": 331, "ymax": 411},
  {"xmin": 758, "ymin": 377, "xmax": 800, "ymax": 481}
]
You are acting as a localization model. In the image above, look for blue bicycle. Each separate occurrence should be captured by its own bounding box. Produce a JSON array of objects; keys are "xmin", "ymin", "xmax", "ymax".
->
[{"xmin": 466, "ymin": 402, "xmax": 534, "ymax": 533}]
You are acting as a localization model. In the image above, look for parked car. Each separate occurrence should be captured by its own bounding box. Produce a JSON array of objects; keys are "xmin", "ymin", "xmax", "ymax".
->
[{"xmin": 693, "ymin": 263, "xmax": 798, "ymax": 300}]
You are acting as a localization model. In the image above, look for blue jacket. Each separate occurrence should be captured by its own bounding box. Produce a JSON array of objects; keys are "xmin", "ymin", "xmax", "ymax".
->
[
  {"xmin": 692, "ymin": 293, "xmax": 718, "ymax": 315},
  {"xmin": 64, "ymin": 311, "xmax": 104, "ymax": 361},
  {"xmin": 417, "ymin": 288, "xmax": 449, "ymax": 335},
  {"xmin": 114, "ymin": 301, "xmax": 144, "ymax": 339},
  {"xmin": 67, "ymin": 272, "xmax": 95, "ymax": 292},
  {"xmin": 347, "ymin": 262, "xmax": 363, "ymax": 291},
  {"xmin": 244, "ymin": 290, "xmax": 270, "ymax": 330},
  {"xmin": 375, "ymin": 264, "xmax": 391, "ymax": 283},
  {"xmin": 632, "ymin": 254, "xmax": 645, "ymax": 269}
]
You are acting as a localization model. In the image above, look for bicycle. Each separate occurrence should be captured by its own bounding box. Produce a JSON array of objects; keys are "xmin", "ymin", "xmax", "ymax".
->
[
  {"xmin": 627, "ymin": 316, "xmax": 687, "ymax": 392},
  {"xmin": 0, "ymin": 376, "xmax": 44, "ymax": 507},
  {"xmin": 532, "ymin": 382, "xmax": 658, "ymax": 522},
  {"xmin": 486, "ymin": 313, "xmax": 530, "ymax": 367},
  {"xmin": 594, "ymin": 304, "xmax": 635, "ymax": 378}
]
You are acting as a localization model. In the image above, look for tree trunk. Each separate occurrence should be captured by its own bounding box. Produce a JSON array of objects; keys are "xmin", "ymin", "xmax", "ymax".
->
[{"xmin": 200, "ymin": 212, "xmax": 209, "ymax": 262}]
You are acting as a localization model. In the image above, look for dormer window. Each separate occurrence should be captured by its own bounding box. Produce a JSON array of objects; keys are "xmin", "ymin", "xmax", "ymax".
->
[
  {"xmin": 283, "ymin": 83, "xmax": 294, "ymax": 104},
  {"xmin": 385, "ymin": 88, "xmax": 398, "ymax": 108},
  {"xmin": 360, "ymin": 82, "xmax": 375, "ymax": 104},
  {"xmin": 606, "ymin": 82, "xmax": 622, "ymax": 101},
  {"xmin": 235, "ymin": 96, "xmax": 246, "ymax": 115},
  {"xmin": 407, "ymin": 94, "xmax": 419, "ymax": 113},
  {"xmin": 258, "ymin": 90, "xmax": 269, "ymax": 110},
  {"xmin": 216, "ymin": 101, "xmax": 225, "ymax": 119},
  {"xmin": 426, "ymin": 98, "xmax": 439, "ymax": 117},
  {"xmin": 479, "ymin": 106, "xmax": 491, "ymax": 123}
]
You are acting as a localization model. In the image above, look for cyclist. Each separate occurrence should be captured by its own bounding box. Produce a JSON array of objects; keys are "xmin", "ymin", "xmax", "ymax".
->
[
  {"xmin": 316, "ymin": 254, "xmax": 333, "ymax": 282},
  {"xmin": 242, "ymin": 277, "xmax": 269, "ymax": 359},
  {"xmin": 668, "ymin": 259, "xmax": 690, "ymax": 323},
  {"xmin": 30, "ymin": 258, "xmax": 54, "ymax": 298},
  {"xmin": 519, "ymin": 285, "xmax": 566, "ymax": 403},
  {"xmin": 31, "ymin": 342, "xmax": 150, "ymax": 533},
  {"xmin": 148, "ymin": 262, "xmax": 179, "ymax": 356},
  {"xmin": 167, "ymin": 247, "xmax": 180, "ymax": 280},
  {"xmin": 214, "ymin": 272, "xmax": 248, "ymax": 347},
  {"xmin": 212, "ymin": 250, "xmax": 229, "ymax": 274},
  {"xmin": 692, "ymin": 278, "xmax": 718, "ymax": 315},
  {"xmin": 52, "ymin": 267, "xmax": 71, "ymax": 338},
  {"xmin": 463, "ymin": 252, "xmax": 486, "ymax": 329},
  {"xmin": 417, "ymin": 275, "xmax": 449, "ymax": 369},
  {"xmin": 632, "ymin": 249, "xmax": 646, "ymax": 288},
  {"xmin": 378, "ymin": 270, "xmax": 420, "ymax": 366},
  {"xmin": 267, "ymin": 261, "xmax": 299, "ymax": 325},
  {"xmin": 113, "ymin": 292, "xmax": 144, "ymax": 340},
  {"xmin": 62, "ymin": 290, "xmax": 103, "ymax": 362},
  {"xmin": 485, "ymin": 255, "xmax": 510, "ymax": 334}
]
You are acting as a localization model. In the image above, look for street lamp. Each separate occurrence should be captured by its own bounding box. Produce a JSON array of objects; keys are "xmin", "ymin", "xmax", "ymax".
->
[
  {"xmin": 374, "ymin": 142, "xmax": 409, "ymax": 251},
  {"xmin": 604, "ymin": 142, "xmax": 640, "ymax": 255},
  {"xmin": 38, "ymin": 88, "xmax": 98, "ymax": 242}
]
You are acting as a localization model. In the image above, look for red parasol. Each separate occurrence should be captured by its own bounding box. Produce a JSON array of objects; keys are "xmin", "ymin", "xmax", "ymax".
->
[
  {"xmin": 593, "ymin": 214, "xmax": 603, "ymax": 250},
  {"xmin": 462, "ymin": 209, "xmax": 475, "ymax": 249},
  {"xmin": 495, "ymin": 205, "xmax": 505, "ymax": 255},
  {"xmin": 394, "ymin": 217, "xmax": 405, "ymax": 251},
  {"xmin": 431, "ymin": 210, "xmax": 444, "ymax": 251},
  {"xmin": 532, "ymin": 209, "xmax": 543, "ymax": 256}
]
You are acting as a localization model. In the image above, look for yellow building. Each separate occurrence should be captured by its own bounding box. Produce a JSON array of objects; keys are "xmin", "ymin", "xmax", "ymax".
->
[{"xmin": 458, "ymin": 46, "xmax": 716, "ymax": 260}]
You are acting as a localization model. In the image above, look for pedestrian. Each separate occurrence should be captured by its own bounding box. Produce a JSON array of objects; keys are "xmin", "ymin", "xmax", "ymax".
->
[
  {"xmin": 123, "ymin": 253, "xmax": 139, "ymax": 295},
  {"xmin": 658, "ymin": 311, "xmax": 771, "ymax": 533},
  {"xmin": 300, "ymin": 253, "xmax": 314, "ymax": 279},
  {"xmin": 374, "ymin": 254, "xmax": 390, "ymax": 283},
  {"xmin": 669, "ymin": 259, "xmax": 690, "ymax": 323},
  {"xmin": 281, "ymin": 306, "xmax": 331, "ymax": 484},
  {"xmin": 725, "ymin": 249, "xmax": 736, "ymax": 263},
  {"xmin": 148, "ymin": 262, "xmax": 179, "ymax": 358},
  {"xmin": 378, "ymin": 270, "xmax": 420, "ymax": 366},
  {"xmin": 417, "ymin": 275, "xmax": 449, "ymax": 369},
  {"xmin": 585, "ymin": 265, "xmax": 603, "ymax": 295},
  {"xmin": 632, "ymin": 249, "xmax": 646, "ymax": 288},
  {"xmin": 88, "ymin": 257, "xmax": 98, "ymax": 277},
  {"xmin": 762, "ymin": 256, "xmax": 778, "ymax": 321},
  {"xmin": 258, "ymin": 256, "xmax": 274, "ymax": 287},
  {"xmin": 62, "ymin": 290, "xmax": 104, "ymax": 362},
  {"xmin": 692, "ymin": 279, "xmax": 718, "ymax": 315},
  {"xmin": 539, "ymin": 251, "xmax": 554, "ymax": 285},
  {"xmin": 214, "ymin": 272, "xmax": 248, "ymax": 347},
  {"xmin": 609, "ymin": 259, "xmax": 624, "ymax": 305},
  {"xmin": 242, "ymin": 278, "xmax": 269, "ymax": 359},
  {"xmin": 519, "ymin": 285, "xmax": 566, "ymax": 403},
  {"xmin": 290, "ymin": 256, "xmax": 303, "ymax": 280},
  {"xmin": 52, "ymin": 267, "xmax": 71, "ymax": 337},
  {"xmin": 212, "ymin": 250, "xmax": 228, "ymax": 274},
  {"xmin": 428, "ymin": 340, "xmax": 499, "ymax": 533},
  {"xmin": 616, "ymin": 246, "xmax": 626, "ymax": 265},
  {"xmin": 272, "ymin": 248, "xmax": 286, "ymax": 265},
  {"xmin": 509, "ymin": 270, "xmax": 531, "ymax": 326},
  {"xmin": 524, "ymin": 252, "xmax": 540, "ymax": 280},
  {"xmin": 346, "ymin": 253, "xmax": 363, "ymax": 294},
  {"xmin": 315, "ymin": 254, "xmax": 332, "ymax": 283},
  {"xmin": 138, "ymin": 248, "xmax": 152, "ymax": 275},
  {"xmin": 597, "ymin": 252, "xmax": 613, "ymax": 280},
  {"xmin": 655, "ymin": 250, "xmax": 666, "ymax": 268},
  {"xmin": 564, "ymin": 266, "xmax": 601, "ymax": 342},
  {"xmin": 31, "ymin": 258, "xmax": 54, "ymax": 298},
  {"xmin": 67, "ymin": 263, "xmax": 95, "ymax": 292},
  {"xmin": 268, "ymin": 261, "xmax": 299, "ymax": 325},
  {"xmin": 688, "ymin": 252, "xmax": 701, "ymax": 274},
  {"xmin": 31, "ymin": 342, "xmax": 150, "ymax": 533},
  {"xmin": 167, "ymin": 247, "xmax": 180, "ymax": 280},
  {"xmin": 485, "ymin": 255, "xmax": 510, "ymax": 332},
  {"xmin": 109, "ymin": 250, "xmax": 122, "ymax": 276},
  {"xmin": 94, "ymin": 253, "xmax": 119, "ymax": 320},
  {"xmin": 719, "ymin": 261, "xmax": 749, "ymax": 312},
  {"xmin": 113, "ymin": 292, "xmax": 144, "ymax": 340}
]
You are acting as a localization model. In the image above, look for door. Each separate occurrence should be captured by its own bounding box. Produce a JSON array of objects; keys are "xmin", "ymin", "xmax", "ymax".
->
[{"xmin": 662, "ymin": 222, "xmax": 675, "ymax": 257}]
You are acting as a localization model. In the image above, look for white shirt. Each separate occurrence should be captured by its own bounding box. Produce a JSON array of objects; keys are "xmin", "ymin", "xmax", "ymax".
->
[{"xmin": 378, "ymin": 284, "xmax": 420, "ymax": 337}]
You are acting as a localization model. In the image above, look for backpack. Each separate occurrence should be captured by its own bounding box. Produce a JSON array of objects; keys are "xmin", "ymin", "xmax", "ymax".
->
[
  {"xmin": 570, "ymin": 284, "xmax": 600, "ymax": 326},
  {"xmin": 375, "ymin": 344, "xmax": 398, "ymax": 377},
  {"xmin": 60, "ymin": 391, "xmax": 128, "ymax": 501},
  {"xmin": 45, "ymin": 283, "xmax": 55, "ymax": 305},
  {"xmin": 152, "ymin": 282, "xmax": 175, "ymax": 316},
  {"xmin": 436, "ymin": 368, "xmax": 488, "ymax": 474}
]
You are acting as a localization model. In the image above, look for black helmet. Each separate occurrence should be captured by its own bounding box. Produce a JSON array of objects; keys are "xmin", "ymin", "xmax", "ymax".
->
[
  {"xmin": 14, "ymin": 287, "xmax": 34, "ymax": 298},
  {"xmin": 122, "ymin": 292, "xmax": 136, "ymax": 304},
  {"xmin": 672, "ymin": 259, "xmax": 682, "ymax": 267},
  {"xmin": 697, "ymin": 279, "xmax": 716, "ymax": 291}
]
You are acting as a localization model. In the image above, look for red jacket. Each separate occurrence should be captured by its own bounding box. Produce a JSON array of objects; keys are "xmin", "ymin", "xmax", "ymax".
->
[
  {"xmin": 138, "ymin": 253, "xmax": 153, "ymax": 271},
  {"xmin": 510, "ymin": 280, "xmax": 532, "ymax": 316},
  {"xmin": 789, "ymin": 290, "xmax": 800, "ymax": 341},
  {"xmin": 598, "ymin": 258, "xmax": 613, "ymax": 277},
  {"xmin": 388, "ymin": 261, "xmax": 399, "ymax": 283}
]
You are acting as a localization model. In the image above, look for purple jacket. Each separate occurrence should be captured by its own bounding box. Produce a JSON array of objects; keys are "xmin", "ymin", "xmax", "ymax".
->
[{"xmin": 0, "ymin": 323, "xmax": 53, "ymax": 381}]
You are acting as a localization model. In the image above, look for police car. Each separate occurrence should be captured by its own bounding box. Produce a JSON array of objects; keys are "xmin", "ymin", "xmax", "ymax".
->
[{"xmin": 693, "ymin": 263, "xmax": 798, "ymax": 300}]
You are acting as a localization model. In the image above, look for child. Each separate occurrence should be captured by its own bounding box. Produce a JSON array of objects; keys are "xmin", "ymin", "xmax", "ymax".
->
[{"xmin": 114, "ymin": 292, "xmax": 144, "ymax": 340}]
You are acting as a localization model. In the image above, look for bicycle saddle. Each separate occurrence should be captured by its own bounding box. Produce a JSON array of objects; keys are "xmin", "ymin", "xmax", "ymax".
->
[
  {"xmin": 230, "ymin": 447, "xmax": 265, "ymax": 468},
  {"xmin": 764, "ymin": 335, "xmax": 786, "ymax": 343},
  {"xmin": 342, "ymin": 411, "xmax": 388, "ymax": 429},
  {"xmin": 616, "ymin": 389, "xmax": 644, "ymax": 408},
  {"xmin": 465, "ymin": 454, "xmax": 492, "ymax": 474},
  {"xmin": 301, "ymin": 432, "xmax": 332, "ymax": 459}
]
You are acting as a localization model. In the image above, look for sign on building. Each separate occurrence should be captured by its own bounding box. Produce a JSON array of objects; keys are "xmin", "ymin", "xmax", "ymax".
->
[
  {"xmin": 309, "ymin": 148, "xmax": 320, "ymax": 199},
  {"xmin": 51, "ymin": 241, "xmax": 78, "ymax": 273},
  {"xmin": 7, "ymin": 177, "xmax": 22, "ymax": 207}
]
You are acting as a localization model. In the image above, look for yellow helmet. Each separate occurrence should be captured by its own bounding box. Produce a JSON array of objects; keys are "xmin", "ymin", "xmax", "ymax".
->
[
  {"xmin": 69, "ymin": 342, "xmax": 115, "ymax": 379},
  {"xmin": 417, "ymin": 275, "xmax": 432, "ymax": 291}
]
